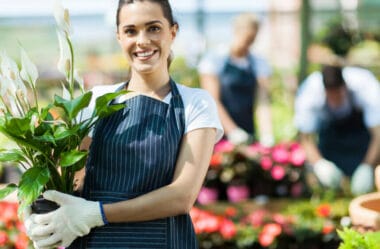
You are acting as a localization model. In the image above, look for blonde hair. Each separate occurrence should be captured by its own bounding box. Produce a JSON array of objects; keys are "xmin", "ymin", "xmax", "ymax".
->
[{"xmin": 233, "ymin": 13, "xmax": 260, "ymax": 32}]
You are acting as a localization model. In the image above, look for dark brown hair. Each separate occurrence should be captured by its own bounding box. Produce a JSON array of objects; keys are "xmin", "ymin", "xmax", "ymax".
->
[{"xmin": 116, "ymin": 0, "xmax": 177, "ymax": 28}]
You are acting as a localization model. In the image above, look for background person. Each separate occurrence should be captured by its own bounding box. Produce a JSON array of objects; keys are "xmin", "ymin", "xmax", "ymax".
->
[
  {"xmin": 24, "ymin": 0, "xmax": 223, "ymax": 248},
  {"xmin": 198, "ymin": 13, "xmax": 273, "ymax": 146},
  {"xmin": 294, "ymin": 64, "xmax": 380, "ymax": 195}
]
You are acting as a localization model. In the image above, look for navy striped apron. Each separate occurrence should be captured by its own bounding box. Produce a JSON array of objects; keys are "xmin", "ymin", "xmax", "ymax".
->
[
  {"xmin": 69, "ymin": 79, "xmax": 198, "ymax": 248},
  {"xmin": 318, "ymin": 91, "xmax": 370, "ymax": 176},
  {"xmin": 220, "ymin": 56, "xmax": 257, "ymax": 136}
]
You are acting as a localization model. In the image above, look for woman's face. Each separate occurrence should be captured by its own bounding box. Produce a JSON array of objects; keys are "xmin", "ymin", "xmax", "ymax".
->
[{"xmin": 116, "ymin": 1, "xmax": 177, "ymax": 75}]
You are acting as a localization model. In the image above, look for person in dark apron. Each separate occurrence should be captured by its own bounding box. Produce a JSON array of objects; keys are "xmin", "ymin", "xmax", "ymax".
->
[
  {"xmin": 24, "ymin": 1, "xmax": 222, "ymax": 248},
  {"xmin": 297, "ymin": 65, "xmax": 380, "ymax": 195},
  {"xmin": 199, "ymin": 13, "xmax": 273, "ymax": 146}
]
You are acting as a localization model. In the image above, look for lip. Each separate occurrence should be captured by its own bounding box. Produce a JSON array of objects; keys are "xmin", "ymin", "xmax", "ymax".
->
[{"xmin": 133, "ymin": 49, "xmax": 158, "ymax": 61}]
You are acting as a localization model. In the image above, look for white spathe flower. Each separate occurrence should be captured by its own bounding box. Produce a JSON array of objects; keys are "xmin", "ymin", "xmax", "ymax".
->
[
  {"xmin": 0, "ymin": 51, "xmax": 19, "ymax": 81},
  {"xmin": 56, "ymin": 30, "xmax": 71, "ymax": 78},
  {"xmin": 20, "ymin": 47, "xmax": 39, "ymax": 88},
  {"xmin": 61, "ymin": 83, "xmax": 71, "ymax": 100},
  {"xmin": 74, "ymin": 69, "xmax": 84, "ymax": 92},
  {"xmin": 53, "ymin": 0, "xmax": 71, "ymax": 35}
]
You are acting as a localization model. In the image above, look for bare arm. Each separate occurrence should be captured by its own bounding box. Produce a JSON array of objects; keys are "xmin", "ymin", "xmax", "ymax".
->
[
  {"xmin": 255, "ymin": 76, "xmax": 273, "ymax": 144},
  {"xmin": 299, "ymin": 132, "xmax": 323, "ymax": 165},
  {"xmin": 103, "ymin": 128, "xmax": 216, "ymax": 222},
  {"xmin": 362, "ymin": 125, "xmax": 380, "ymax": 167},
  {"xmin": 200, "ymin": 74, "xmax": 238, "ymax": 135}
]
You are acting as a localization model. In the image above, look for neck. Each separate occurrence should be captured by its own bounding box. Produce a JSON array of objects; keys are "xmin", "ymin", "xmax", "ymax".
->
[{"xmin": 128, "ymin": 70, "xmax": 171, "ymax": 98}]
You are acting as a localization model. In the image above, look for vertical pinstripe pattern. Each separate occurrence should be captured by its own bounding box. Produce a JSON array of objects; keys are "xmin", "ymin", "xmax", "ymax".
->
[{"xmin": 68, "ymin": 79, "xmax": 198, "ymax": 249}]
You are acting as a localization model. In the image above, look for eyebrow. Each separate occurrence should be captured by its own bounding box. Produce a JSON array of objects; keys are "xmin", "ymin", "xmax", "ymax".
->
[{"xmin": 122, "ymin": 20, "xmax": 163, "ymax": 29}]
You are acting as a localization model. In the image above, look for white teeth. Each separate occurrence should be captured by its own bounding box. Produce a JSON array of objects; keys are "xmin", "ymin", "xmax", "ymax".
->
[{"xmin": 136, "ymin": 51, "xmax": 154, "ymax": 57}]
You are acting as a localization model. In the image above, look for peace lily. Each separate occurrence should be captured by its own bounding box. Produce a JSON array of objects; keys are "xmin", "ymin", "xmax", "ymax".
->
[{"xmin": 0, "ymin": 1, "xmax": 127, "ymax": 211}]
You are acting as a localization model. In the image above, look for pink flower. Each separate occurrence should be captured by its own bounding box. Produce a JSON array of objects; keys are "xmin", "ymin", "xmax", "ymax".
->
[
  {"xmin": 214, "ymin": 139, "xmax": 234, "ymax": 153},
  {"xmin": 0, "ymin": 231, "xmax": 9, "ymax": 247},
  {"xmin": 197, "ymin": 187, "xmax": 219, "ymax": 205},
  {"xmin": 258, "ymin": 232, "xmax": 275, "ymax": 247},
  {"xmin": 259, "ymin": 223, "xmax": 282, "ymax": 247},
  {"xmin": 226, "ymin": 185, "xmax": 250, "ymax": 203},
  {"xmin": 219, "ymin": 218, "xmax": 237, "ymax": 240},
  {"xmin": 246, "ymin": 209, "xmax": 269, "ymax": 227},
  {"xmin": 272, "ymin": 145, "xmax": 289, "ymax": 164},
  {"xmin": 260, "ymin": 156, "xmax": 273, "ymax": 170},
  {"xmin": 271, "ymin": 165, "xmax": 286, "ymax": 181},
  {"xmin": 289, "ymin": 147, "xmax": 306, "ymax": 167}
]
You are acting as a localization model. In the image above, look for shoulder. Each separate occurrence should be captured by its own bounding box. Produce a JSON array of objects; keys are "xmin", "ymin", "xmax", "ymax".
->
[
  {"xmin": 176, "ymin": 83, "xmax": 215, "ymax": 106},
  {"xmin": 90, "ymin": 82, "xmax": 125, "ymax": 97},
  {"xmin": 198, "ymin": 49, "xmax": 229, "ymax": 75},
  {"xmin": 249, "ymin": 53, "xmax": 271, "ymax": 76},
  {"xmin": 343, "ymin": 66, "xmax": 379, "ymax": 89}
]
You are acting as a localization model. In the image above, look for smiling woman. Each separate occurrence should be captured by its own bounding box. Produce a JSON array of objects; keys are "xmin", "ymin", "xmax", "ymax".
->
[{"xmin": 23, "ymin": 0, "xmax": 223, "ymax": 249}]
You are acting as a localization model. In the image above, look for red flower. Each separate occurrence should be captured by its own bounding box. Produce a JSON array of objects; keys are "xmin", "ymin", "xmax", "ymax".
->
[
  {"xmin": 322, "ymin": 222, "xmax": 335, "ymax": 234},
  {"xmin": 271, "ymin": 165, "xmax": 286, "ymax": 181},
  {"xmin": 259, "ymin": 223, "xmax": 282, "ymax": 247},
  {"xmin": 210, "ymin": 153, "xmax": 223, "ymax": 168},
  {"xmin": 247, "ymin": 209, "xmax": 269, "ymax": 227},
  {"xmin": 224, "ymin": 207, "xmax": 237, "ymax": 217},
  {"xmin": 14, "ymin": 233, "xmax": 29, "ymax": 249},
  {"xmin": 219, "ymin": 218, "xmax": 237, "ymax": 240},
  {"xmin": 316, "ymin": 204, "xmax": 331, "ymax": 218}
]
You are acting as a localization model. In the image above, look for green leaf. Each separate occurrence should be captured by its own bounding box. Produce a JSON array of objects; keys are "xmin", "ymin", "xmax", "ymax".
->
[
  {"xmin": 53, "ymin": 125, "xmax": 79, "ymax": 141},
  {"xmin": 94, "ymin": 90, "xmax": 128, "ymax": 119},
  {"xmin": 60, "ymin": 150, "xmax": 88, "ymax": 167},
  {"xmin": 18, "ymin": 167, "xmax": 50, "ymax": 205},
  {"xmin": 0, "ymin": 183, "xmax": 18, "ymax": 200},
  {"xmin": 54, "ymin": 91, "xmax": 92, "ymax": 120},
  {"xmin": 4, "ymin": 115, "xmax": 32, "ymax": 136},
  {"xmin": 0, "ymin": 149, "xmax": 27, "ymax": 163}
]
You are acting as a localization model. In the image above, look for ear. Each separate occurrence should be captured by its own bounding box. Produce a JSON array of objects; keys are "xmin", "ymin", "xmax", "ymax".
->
[{"xmin": 170, "ymin": 24, "xmax": 178, "ymax": 41}]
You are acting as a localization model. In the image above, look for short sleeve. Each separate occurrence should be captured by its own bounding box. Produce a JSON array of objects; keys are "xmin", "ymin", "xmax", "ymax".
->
[
  {"xmin": 294, "ymin": 72, "xmax": 325, "ymax": 133},
  {"xmin": 198, "ymin": 51, "xmax": 225, "ymax": 76},
  {"xmin": 179, "ymin": 86, "xmax": 224, "ymax": 143},
  {"xmin": 251, "ymin": 54, "xmax": 272, "ymax": 78},
  {"xmin": 345, "ymin": 67, "xmax": 380, "ymax": 128}
]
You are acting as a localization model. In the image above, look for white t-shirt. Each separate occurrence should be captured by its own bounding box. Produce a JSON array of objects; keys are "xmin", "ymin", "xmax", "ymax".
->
[
  {"xmin": 294, "ymin": 66, "xmax": 380, "ymax": 133},
  {"xmin": 79, "ymin": 82, "xmax": 224, "ymax": 143},
  {"xmin": 198, "ymin": 50, "xmax": 272, "ymax": 78}
]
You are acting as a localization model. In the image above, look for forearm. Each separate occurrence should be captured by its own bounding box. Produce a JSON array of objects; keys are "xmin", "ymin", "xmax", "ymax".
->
[
  {"xmin": 300, "ymin": 133, "xmax": 323, "ymax": 164},
  {"xmin": 362, "ymin": 127, "xmax": 380, "ymax": 166}
]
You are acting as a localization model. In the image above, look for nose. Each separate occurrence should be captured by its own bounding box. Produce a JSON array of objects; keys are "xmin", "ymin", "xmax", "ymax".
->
[{"xmin": 136, "ymin": 31, "xmax": 150, "ymax": 46}]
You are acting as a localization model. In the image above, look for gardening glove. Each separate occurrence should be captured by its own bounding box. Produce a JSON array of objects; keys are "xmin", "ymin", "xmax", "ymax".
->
[
  {"xmin": 313, "ymin": 159, "xmax": 343, "ymax": 189},
  {"xmin": 351, "ymin": 163, "xmax": 374, "ymax": 196},
  {"xmin": 28, "ymin": 190, "xmax": 106, "ymax": 248},
  {"xmin": 227, "ymin": 127, "xmax": 250, "ymax": 145},
  {"xmin": 23, "ymin": 206, "xmax": 51, "ymax": 249}
]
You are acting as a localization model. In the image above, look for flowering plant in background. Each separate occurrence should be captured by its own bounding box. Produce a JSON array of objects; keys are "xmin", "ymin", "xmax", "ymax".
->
[
  {"xmin": 0, "ymin": 1, "xmax": 126, "ymax": 210},
  {"xmin": 0, "ymin": 202, "xmax": 30, "ymax": 249},
  {"xmin": 198, "ymin": 140, "xmax": 308, "ymax": 204},
  {"xmin": 191, "ymin": 198, "xmax": 351, "ymax": 249}
]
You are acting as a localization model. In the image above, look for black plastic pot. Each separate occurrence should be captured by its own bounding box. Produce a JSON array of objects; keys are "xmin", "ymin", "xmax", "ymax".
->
[{"xmin": 31, "ymin": 196, "xmax": 60, "ymax": 214}]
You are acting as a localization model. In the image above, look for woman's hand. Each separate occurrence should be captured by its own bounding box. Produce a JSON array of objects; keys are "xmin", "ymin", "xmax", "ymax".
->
[{"xmin": 26, "ymin": 190, "xmax": 105, "ymax": 248}]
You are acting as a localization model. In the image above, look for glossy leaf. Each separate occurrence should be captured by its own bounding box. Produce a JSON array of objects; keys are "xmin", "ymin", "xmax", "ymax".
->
[
  {"xmin": 18, "ymin": 167, "xmax": 50, "ymax": 205},
  {"xmin": 0, "ymin": 149, "xmax": 26, "ymax": 163},
  {"xmin": 94, "ymin": 90, "xmax": 128, "ymax": 119},
  {"xmin": 60, "ymin": 150, "xmax": 88, "ymax": 167},
  {"xmin": 54, "ymin": 91, "xmax": 92, "ymax": 120},
  {"xmin": 0, "ymin": 183, "xmax": 18, "ymax": 200}
]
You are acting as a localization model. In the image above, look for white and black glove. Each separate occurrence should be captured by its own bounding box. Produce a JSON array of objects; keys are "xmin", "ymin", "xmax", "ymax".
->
[
  {"xmin": 313, "ymin": 159, "xmax": 343, "ymax": 189},
  {"xmin": 351, "ymin": 163, "xmax": 374, "ymax": 196},
  {"xmin": 25, "ymin": 190, "xmax": 106, "ymax": 248},
  {"xmin": 23, "ymin": 206, "xmax": 50, "ymax": 249},
  {"xmin": 227, "ymin": 127, "xmax": 250, "ymax": 145}
]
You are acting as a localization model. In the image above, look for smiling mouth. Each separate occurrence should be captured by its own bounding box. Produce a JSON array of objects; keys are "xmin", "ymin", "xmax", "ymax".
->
[{"xmin": 133, "ymin": 50, "xmax": 157, "ymax": 60}]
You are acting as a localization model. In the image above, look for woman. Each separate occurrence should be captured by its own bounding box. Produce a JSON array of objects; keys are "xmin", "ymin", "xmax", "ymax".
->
[
  {"xmin": 24, "ymin": 0, "xmax": 223, "ymax": 248},
  {"xmin": 198, "ymin": 13, "xmax": 273, "ymax": 146}
]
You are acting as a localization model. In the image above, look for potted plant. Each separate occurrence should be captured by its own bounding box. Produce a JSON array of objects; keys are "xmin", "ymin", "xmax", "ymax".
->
[{"xmin": 0, "ymin": 1, "xmax": 126, "ymax": 213}]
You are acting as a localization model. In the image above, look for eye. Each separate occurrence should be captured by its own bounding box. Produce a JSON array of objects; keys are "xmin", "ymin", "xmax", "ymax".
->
[
  {"xmin": 148, "ymin": 25, "xmax": 161, "ymax": 33},
  {"xmin": 123, "ymin": 28, "xmax": 137, "ymax": 36}
]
